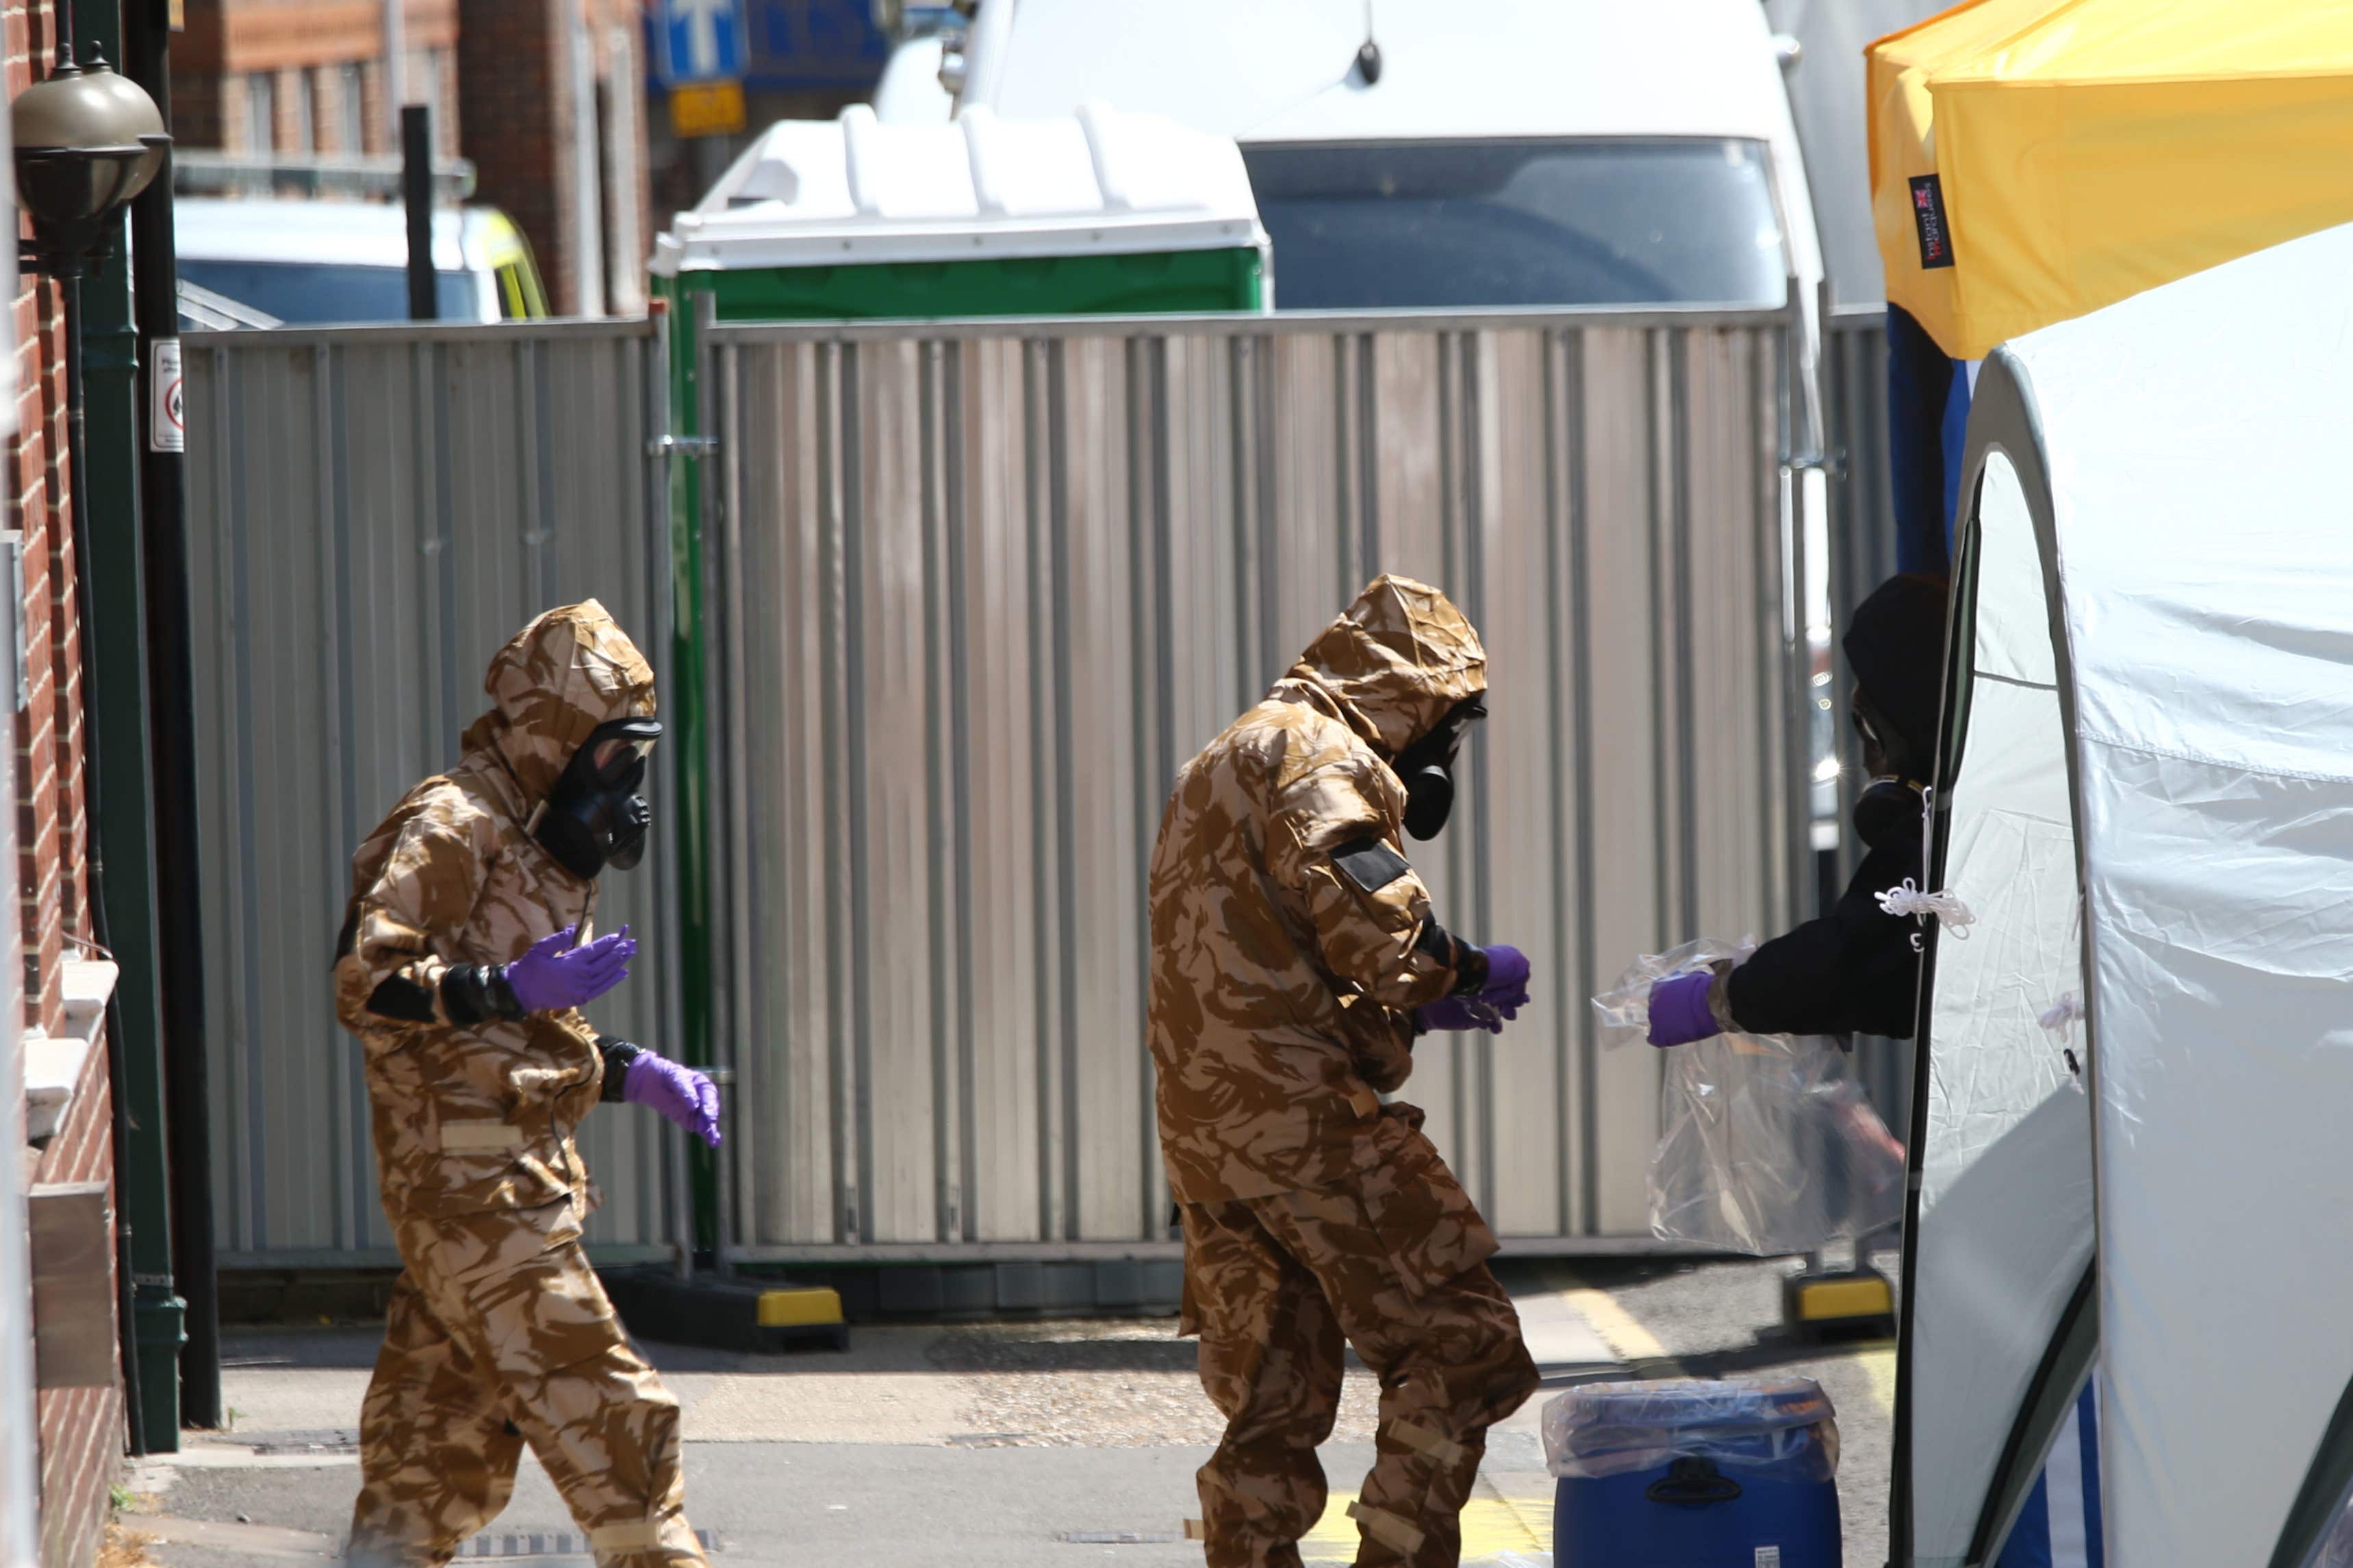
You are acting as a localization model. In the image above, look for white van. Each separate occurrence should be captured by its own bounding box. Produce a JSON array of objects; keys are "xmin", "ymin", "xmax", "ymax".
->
[
  {"xmin": 174, "ymin": 197, "xmax": 550, "ymax": 328},
  {"xmin": 897, "ymin": 0, "xmax": 1822, "ymax": 322}
]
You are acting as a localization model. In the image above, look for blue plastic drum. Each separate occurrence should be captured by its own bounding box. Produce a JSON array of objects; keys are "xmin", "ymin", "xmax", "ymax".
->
[{"xmin": 1547, "ymin": 1378, "xmax": 1842, "ymax": 1568}]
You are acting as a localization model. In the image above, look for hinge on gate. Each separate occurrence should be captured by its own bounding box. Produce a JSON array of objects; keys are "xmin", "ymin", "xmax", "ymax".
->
[
  {"xmin": 1783, "ymin": 447, "xmax": 1848, "ymax": 480},
  {"xmin": 647, "ymin": 434, "xmax": 720, "ymax": 458}
]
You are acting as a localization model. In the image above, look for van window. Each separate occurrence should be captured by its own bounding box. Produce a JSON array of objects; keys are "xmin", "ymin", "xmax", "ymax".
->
[
  {"xmin": 177, "ymin": 259, "xmax": 479, "ymax": 324},
  {"xmin": 1241, "ymin": 138, "xmax": 1788, "ymax": 310}
]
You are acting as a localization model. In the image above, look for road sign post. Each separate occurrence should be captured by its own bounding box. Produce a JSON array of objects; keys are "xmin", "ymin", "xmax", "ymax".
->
[
  {"xmin": 658, "ymin": 0, "xmax": 748, "ymax": 140},
  {"xmin": 659, "ymin": 0, "xmax": 747, "ymax": 84}
]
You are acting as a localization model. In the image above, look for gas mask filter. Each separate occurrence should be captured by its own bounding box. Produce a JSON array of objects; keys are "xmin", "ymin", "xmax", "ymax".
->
[
  {"xmin": 1392, "ymin": 698, "xmax": 1486, "ymax": 842},
  {"xmin": 533, "ymin": 716, "xmax": 662, "ymax": 879}
]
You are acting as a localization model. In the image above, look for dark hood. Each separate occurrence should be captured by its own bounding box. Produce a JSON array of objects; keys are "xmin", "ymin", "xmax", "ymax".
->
[{"xmin": 1842, "ymin": 572, "xmax": 1950, "ymax": 771}]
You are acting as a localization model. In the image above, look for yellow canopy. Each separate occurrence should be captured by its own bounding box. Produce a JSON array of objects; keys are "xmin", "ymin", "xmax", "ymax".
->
[{"xmin": 1868, "ymin": 0, "xmax": 2353, "ymax": 359}]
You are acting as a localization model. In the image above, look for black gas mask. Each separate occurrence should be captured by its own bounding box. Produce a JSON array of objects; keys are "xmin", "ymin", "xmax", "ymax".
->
[
  {"xmin": 1390, "ymin": 697, "xmax": 1486, "ymax": 841},
  {"xmin": 1850, "ymin": 687, "xmax": 1925, "ymax": 786},
  {"xmin": 1850, "ymin": 689, "xmax": 1928, "ymax": 849},
  {"xmin": 533, "ymin": 716, "xmax": 661, "ymax": 880}
]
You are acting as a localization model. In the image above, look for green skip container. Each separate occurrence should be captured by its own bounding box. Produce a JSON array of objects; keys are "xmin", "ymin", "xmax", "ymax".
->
[{"xmin": 650, "ymin": 101, "xmax": 1270, "ymax": 323}]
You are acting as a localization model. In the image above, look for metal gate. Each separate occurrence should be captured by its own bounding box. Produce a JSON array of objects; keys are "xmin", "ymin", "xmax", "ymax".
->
[
  {"xmin": 184, "ymin": 319, "xmax": 693, "ymax": 1267},
  {"xmin": 1820, "ymin": 306, "xmax": 1913, "ymax": 1137},
  {"xmin": 181, "ymin": 303, "xmax": 1837, "ymax": 1272},
  {"xmin": 696, "ymin": 304, "xmax": 1814, "ymax": 1263}
]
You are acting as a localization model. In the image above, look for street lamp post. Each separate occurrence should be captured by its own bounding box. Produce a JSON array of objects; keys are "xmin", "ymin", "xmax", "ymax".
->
[{"xmin": 11, "ymin": 9, "xmax": 173, "ymax": 1452}]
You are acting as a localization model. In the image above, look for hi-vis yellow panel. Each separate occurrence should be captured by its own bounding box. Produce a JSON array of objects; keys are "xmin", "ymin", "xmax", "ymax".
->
[
  {"xmin": 1795, "ymin": 1275, "xmax": 1894, "ymax": 1322},
  {"xmin": 1868, "ymin": 0, "xmax": 2353, "ymax": 359},
  {"xmin": 757, "ymin": 1287, "xmax": 843, "ymax": 1328}
]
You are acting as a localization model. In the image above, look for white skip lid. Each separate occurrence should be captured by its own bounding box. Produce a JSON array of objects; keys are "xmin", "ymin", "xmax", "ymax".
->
[{"xmin": 651, "ymin": 101, "xmax": 1267, "ymax": 276}]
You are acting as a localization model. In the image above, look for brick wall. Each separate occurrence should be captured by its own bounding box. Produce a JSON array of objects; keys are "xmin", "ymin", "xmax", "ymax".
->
[
  {"xmin": 9, "ymin": 0, "xmax": 123, "ymax": 1561},
  {"xmin": 9, "ymin": 259, "xmax": 84, "ymax": 1049},
  {"xmin": 461, "ymin": 0, "xmax": 642, "ymax": 316},
  {"xmin": 173, "ymin": 0, "xmax": 461, "ymax": 155},
  {"xmin": 457, "ymin": 0, "xmax": 565, "ymax": 306},
  {"xmin": 172, "ymin": 70, "xmax": 226, "ymax": 151},
  {"xmin": 31, "ymin": 1044, "xmax": 120, "ymax": 1568}
]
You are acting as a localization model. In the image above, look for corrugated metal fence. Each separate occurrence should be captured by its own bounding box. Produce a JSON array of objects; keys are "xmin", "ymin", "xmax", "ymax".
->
[
  {"xmin": 698, "ymin": 306, "xmax": 1813, "ymax": 1261},
  {"xmin": 185, "ymin": 319, "xmax": 692, "ymax": 1267},
  {"xmin": 1820, "ymin": 307, "xmax": 1913, "ymax": 1138},
  {"xmin": 182, "ymin": 305, "xmax": 1877, "ymax": 1268}
]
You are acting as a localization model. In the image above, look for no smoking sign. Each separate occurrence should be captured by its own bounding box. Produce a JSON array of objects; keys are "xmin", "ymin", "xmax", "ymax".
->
[{"xmin": 151, "ymin": 337, "xmax": 183, "ymax": 454}]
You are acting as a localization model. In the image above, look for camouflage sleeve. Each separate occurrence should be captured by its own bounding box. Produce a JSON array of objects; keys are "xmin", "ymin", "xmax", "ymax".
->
[
  {"xmin": 1267, "ymin": 759, "xmax": 1464, "ymax": 1011},
  {"xmin": 333, "ymin": 810, "xmax": 513, "ymax": 1038}
]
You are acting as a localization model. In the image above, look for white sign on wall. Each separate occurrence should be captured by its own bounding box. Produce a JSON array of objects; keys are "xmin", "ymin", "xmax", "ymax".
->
[{"xmin": 151, "ymin": 337, "xmax": 184, "ymax": 454}]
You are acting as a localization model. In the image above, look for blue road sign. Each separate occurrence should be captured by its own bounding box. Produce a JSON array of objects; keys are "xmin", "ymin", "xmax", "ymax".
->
[{"xmin": 657, "ymin": 0, "xmax": 748, "ymax": 86}]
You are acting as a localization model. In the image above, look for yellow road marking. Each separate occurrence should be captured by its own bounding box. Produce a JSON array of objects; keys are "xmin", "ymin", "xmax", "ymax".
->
[
  {"xmin": 1535, "ymin": 1261, "xmax": 1676, "ymax": 1368},
  {"xmin": 1859, "ymin": 1346, "xmax": 1897, "ymax": 1413},
  {"xmin": 1300, "ymin": 1490, "xmax": 1544, "ymax": 1563},
  {"xmin": 1490, "ymin": 1479, "xmax": 1555, "ymax": 1545}
]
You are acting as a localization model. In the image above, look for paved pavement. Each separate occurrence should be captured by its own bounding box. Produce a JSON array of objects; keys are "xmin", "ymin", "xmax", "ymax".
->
[{"xmin": 114, "ymin": 1254, "xmax": 1896, "ymax": 1567}]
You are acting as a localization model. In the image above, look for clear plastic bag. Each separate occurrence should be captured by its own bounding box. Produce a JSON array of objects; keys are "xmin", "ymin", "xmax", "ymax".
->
[
  {"xmin": 1592, "ymin": 938, "xmax": 1907, "ymax": 1256},
  {"xmin": 1542, "ymin": 1376, "xmax": 1840, "ymax": 1482}
]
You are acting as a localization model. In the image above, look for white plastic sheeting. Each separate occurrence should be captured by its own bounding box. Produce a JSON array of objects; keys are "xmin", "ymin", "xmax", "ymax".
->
[
  {"xmin": 1906, "ymin": 449, "xmax": 2093, "ymax": 1566},
  {"xmin": 1906, "ymin": 220, "xmax": 2353, "ymax": 1567},
  {"xmin": 2018, "ymin": 220, "xmax": 2353, "ymax": 1568}
]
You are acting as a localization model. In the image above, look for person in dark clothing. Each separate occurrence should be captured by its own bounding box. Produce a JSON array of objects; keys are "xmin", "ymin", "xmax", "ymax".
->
[{"xmin": 1646, "ymin": 571, "xmax": 1950, "ymax": 1046}]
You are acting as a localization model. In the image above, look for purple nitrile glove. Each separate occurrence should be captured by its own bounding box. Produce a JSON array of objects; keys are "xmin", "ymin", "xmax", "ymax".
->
[
  {"xmin": 503, "ymin": 925, "xmax": 637, "ymax": 1014},
  {"xmin": 1416, "ymin": 943, "xmax": 1535, "ymax": 1035},
  {"xmin": 1646, "ymin": 971, "xmax": 1720, "ymax": 1048},
  {"xmin": 1479, "ymin": 944, "xmax": 1532, "ymax": 1017},
  {"xmin": 623, "ymin": 1051, "xmax": 722, "ymax": 1148}
]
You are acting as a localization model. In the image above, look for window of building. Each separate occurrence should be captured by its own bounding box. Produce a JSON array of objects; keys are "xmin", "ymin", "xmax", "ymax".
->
[
  {"xmin": 289, "ymin": 69, "xmax": 316, "ymax": 155},
  {"xmin": 404, "ymin": 49, "xmax": 448, "ymax": 152},
  {"xmin": 335, "ymin": 64, "xmax": 364, "ymax": 155},
  {"xmin": 242, "ymin": 73, "xmax": 274, "ymax": 155}
]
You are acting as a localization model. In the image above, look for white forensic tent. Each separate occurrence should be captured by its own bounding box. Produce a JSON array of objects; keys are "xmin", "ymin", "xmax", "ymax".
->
[{"xmin": 1898, "ymin": 218, "xmax": 2353, "ymax": 1567}]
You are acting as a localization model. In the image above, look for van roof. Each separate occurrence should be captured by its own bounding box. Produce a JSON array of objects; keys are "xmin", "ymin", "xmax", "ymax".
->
[
  {"xmin": 980, "ymin": 0, "xmax": 1796, "ymax": 146},
  {"xmin": 172, "ymin": 197, "xmax": 525, "ymax": 274}
]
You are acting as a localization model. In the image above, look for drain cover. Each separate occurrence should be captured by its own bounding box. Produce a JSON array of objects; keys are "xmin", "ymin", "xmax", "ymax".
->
[
  {"xmin": 454, "ymin": 1529, "xmax": 722, "ymax": 1558},
  {"xmin": 1060, "ymin": 1530, "xmax": 1183, "ymax": 1545}
]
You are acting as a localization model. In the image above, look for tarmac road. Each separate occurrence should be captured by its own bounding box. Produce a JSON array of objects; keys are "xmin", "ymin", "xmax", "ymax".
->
[{"xmin": 117, "ymin": 1253, "xmax": 1896, "ymax": 1567}]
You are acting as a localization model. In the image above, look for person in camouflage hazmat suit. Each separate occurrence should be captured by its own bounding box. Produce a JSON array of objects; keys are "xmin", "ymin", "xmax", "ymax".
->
[
  {"xmin": 1149, "ymin": 575, "xmax": 1542, "ymax": 1568},
  {"xmin": 336, "ymin": 602, "xmax": 722, "ymax": 1568}
]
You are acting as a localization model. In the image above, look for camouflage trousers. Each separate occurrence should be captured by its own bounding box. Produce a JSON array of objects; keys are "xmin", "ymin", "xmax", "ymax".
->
[
  {"xmin": 1180, "ymin": 1112, "xmax": 1540, "ymax": 1568},
  {"xmin": 346, "ymin": 1192, "xmax": 706, "ymax": 1568}
]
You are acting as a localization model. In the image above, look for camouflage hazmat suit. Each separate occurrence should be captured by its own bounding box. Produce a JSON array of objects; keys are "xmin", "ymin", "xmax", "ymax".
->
[
  {"xmin": 336, "ymin": 603, "xmax": 706, "ymax": 1568},
  {"xmin": 1148, "ymin": 576, "xmax": 1540, "ymax": 1568}
]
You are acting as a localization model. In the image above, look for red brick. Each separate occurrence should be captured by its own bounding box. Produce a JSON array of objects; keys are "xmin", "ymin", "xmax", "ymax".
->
[{"xmin": 6, "ymin": 7, "xmax": 121, "ymax": 1552}]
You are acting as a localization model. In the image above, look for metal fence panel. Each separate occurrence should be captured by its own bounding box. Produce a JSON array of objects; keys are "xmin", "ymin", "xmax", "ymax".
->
[
  {"xmin": 185, "ymin": 320, "xmax": 689, "ymax": 1267},
  {"xmin": 1822, "ymin": 307, "xmax": 1913, "ymax": 1138},
  {"xmin": 708, "ymin": 307, "xmax": 1809, "ymax": 1260}
]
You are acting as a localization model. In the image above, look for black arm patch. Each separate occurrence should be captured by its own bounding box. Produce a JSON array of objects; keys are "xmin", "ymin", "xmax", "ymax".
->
[
  {"xmin": 1331, "ymin": 836, "xmax": 1412, "ymax": 895},
  {"xmin": 1414, "ymin": 917, "xmax": 1486, "ymax": 992},
  {"xmin": 598, "ymin": 1036, "xmax": 644, "ymax": 1102}
]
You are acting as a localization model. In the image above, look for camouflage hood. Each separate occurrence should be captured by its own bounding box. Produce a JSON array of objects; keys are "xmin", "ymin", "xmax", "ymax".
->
[
  {"xmin": 1269, "ymin": 575, "xmax": 1486, "ymax": 757},
  {"xmin": 461, "ymin": 600, "xmax": 657, "ymax": 810}
]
